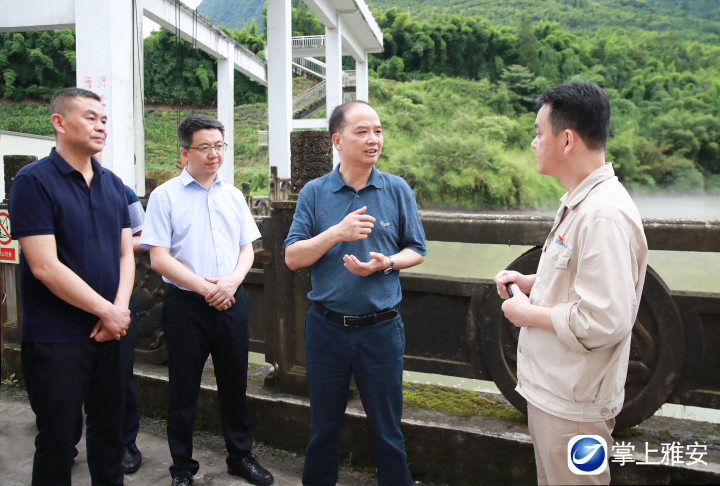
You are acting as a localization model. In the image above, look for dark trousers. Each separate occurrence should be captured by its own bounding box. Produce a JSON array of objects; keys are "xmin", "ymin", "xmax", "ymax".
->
[
  {"xmin": 21, "ymin": 336, "xmax": 132, "ymax": 486},
  {"xmin": 73, "ymin": 322, "xmax": 139, "ymax": 448},
  {"xmin": 302, "ymin": 306, "xmax": 412, "ymax": 486},
  {"xmin": 164, "ymin": 285, "xmax": 252, "ymax": 478}
]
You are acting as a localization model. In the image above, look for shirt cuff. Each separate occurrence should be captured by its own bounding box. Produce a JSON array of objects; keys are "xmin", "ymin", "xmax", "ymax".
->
[
  {"xmin": 11, "ymin": 228, "xmax": 55, "ymax": 238},
  {"xmin": 284, "ymin": 236, "xmax": 305, "ymax": 248},
  {"xmin": 131, "ymin": 224, "xmax": 144, "ymax": 236},
  {"xmin": 238, "ymin": 230, "xmax": 262, "ymax": 247},
  {"xmin": 138, "ymin": 237, "xmax": 170, "ymax": 250},
  {"xmin": 551, "ymin": 303, "xmax": 590, "ymax": 355}
]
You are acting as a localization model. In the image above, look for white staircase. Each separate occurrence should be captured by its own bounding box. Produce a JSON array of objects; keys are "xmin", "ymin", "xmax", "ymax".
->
[
  {"xmin": 290, "ymin": 36, "xmax": 357, "ymax": 117},
  {"xmin": 259, "ymin": 36, "xmax": 358, "ymax": 147}
]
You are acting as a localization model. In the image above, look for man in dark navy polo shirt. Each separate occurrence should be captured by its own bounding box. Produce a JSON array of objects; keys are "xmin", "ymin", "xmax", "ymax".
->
[
  {"xmin": 285, "ymin": 101, "xmax": 427, "ymax": 486},
  {"xmin": 9, "ymin": 87, "xmax": 134, "ymax": 486}
]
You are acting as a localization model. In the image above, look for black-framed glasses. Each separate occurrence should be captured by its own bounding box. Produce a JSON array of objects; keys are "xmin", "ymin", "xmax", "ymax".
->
[{"xmin": 185, "ymin": 143, "xmax": 228, "ymax": 154}]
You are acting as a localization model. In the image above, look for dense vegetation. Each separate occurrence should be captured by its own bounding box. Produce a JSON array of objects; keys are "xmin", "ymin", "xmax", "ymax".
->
[
  {"xmin": 366, "ymin": 0, "xmax": 720, "ymax": 45},
  {"xmin": 1, "ymin": 1, "xmax": 719, "ymax": 204}
]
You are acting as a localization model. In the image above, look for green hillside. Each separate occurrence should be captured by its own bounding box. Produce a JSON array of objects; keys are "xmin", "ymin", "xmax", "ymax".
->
[
  {"xmin": 2, "ymin": 1, "xmax": 719, "ymax": 205},
  {"xmin": 366, "ymin": 0, "xmax": 720, "ymax": 44},
  {"xmin": 197, "ymin": 0, "xmax": 265, "ymax": 33}
]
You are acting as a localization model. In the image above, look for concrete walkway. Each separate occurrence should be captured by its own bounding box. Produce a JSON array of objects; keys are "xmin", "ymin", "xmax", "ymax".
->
[{"xmin": 0, "ymin": 387, "xmax": 371, "ymax": 486}]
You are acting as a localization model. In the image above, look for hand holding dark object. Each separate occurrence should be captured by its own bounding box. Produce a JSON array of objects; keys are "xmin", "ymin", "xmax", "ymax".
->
[
  {"xmin": 493, "ymin": 270, "xmax": 536, "ymax": 299},
  {"xmin": 505, "ymin": 282, "xmax": 514, "ymax": 298}
]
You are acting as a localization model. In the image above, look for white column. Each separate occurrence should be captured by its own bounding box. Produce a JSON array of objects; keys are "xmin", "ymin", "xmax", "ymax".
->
[
  {"xmin": 133, "ymin": 1, "xmax": 145, "ymax": 196},
  {"xmin": 217, "ymin": 42, "xmax": 235, "ymax": 185},
  {"xmin": 356, "ymin": 55, "xmax": 369, "ymax": 102},
  {"xmin": 267, "ymin": 0, "xmax": 293, "ymax": 179},
  {"xmin": 75, "ymin": 0, "xmax": 135, "ymax": 188},
  {"xmin": 325, "ymin": 14, "xmax": 342, "ymax": 167}
]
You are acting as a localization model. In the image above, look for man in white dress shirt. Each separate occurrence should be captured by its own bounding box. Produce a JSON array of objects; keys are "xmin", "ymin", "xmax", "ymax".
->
[{"xmin": 141, "ymin": 114, "xmax": 273, "ymax": 486}]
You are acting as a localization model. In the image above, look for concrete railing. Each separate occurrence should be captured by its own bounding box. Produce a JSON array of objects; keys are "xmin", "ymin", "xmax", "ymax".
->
[{"xmin": 257, "ymin": 203, "xmax": 720, "ymax": 433}]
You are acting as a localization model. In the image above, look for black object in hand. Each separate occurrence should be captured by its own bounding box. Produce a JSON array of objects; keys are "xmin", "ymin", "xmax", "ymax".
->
[{"xmin": 505, "ymin": 283, "xmax": 514, "ymax": 298}]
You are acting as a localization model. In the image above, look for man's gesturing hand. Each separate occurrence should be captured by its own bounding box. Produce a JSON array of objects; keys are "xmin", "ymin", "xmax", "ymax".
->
[
  {"xmin": 333, "ymin": 206, "xmax": 376, "ymax": 242},
  {"xmin": 343, "ymin": 252, "xmax": 389, "ymax": 277}
]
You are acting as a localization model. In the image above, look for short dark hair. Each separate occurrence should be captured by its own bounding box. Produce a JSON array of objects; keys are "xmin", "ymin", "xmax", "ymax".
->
[
  {"xmin": 177, "ymin": 114, "xmax": 225, "ymax": 148},
  {"xmin": 49, "ymin": 88, "xmax": 102, "ymax": 136},
  {"xmin": 535, "ymin": 82, "xmax": 610, "ymax": 151},
  {"xmin": 328, "ymin": 100, "xmax": 372, "ymax": 136}
]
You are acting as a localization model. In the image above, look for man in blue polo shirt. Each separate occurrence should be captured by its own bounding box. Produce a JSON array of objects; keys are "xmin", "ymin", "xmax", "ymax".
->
[
  {"xmin": 285, "ymin": 101, "xmax": 427, "ymax": 486},
  {"xmin": 141, "ymin": 114, "xmax": 273, "ymax": 486},
  {"xmin": 9, "ymin": 87, "xmax": 134, "ymax": 485}
]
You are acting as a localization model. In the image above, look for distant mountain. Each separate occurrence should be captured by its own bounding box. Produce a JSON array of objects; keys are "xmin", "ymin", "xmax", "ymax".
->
[{"xmin": 197, "ymin": 0, "xmax": 265, "ymax": 33}]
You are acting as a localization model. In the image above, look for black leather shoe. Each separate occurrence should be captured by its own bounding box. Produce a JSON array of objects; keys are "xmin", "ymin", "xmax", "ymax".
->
[
  {"xmin": 170, "ymin": 473, "xmax": 193, "ymax": 486},
  {"xmin": 122, "ymin": 442, "xmax": 143, "ymax": 474},
  {"xmin": 228, "ymin": 455, "xmax": 274, "ymax": 485}
]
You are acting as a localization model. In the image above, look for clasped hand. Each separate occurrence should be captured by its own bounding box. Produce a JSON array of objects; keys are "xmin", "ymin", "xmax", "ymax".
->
[
  {"xmin": 204, "ymin": 276, "xmax": 240, "ymax": 311},
  {"xmin": 90, "ymin": 303, "xmax": 131, "ymax": 342}
]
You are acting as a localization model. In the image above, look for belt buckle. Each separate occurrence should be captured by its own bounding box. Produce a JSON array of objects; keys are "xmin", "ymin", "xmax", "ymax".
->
[{"xmin": 343, "ymin": 315, "xmax": 360, "ymax": 327}]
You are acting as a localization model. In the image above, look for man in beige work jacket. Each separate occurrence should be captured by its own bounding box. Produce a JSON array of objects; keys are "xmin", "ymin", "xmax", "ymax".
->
[{"xmin": 494, "ymin": 82, "xmax": 648, "ymax": 486}]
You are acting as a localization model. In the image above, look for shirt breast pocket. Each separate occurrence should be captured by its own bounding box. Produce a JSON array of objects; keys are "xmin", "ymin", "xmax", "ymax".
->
[{"xmin": 543, "ymin": 246, "xmax": 572, "ymax": 304}]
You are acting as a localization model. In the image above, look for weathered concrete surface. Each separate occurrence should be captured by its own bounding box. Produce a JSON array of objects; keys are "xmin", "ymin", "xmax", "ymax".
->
[
  {"xmin": 418, "ymin": 211, "xmax": 720, "ymax": 253},
  {"xmin": 0, "ymin": 386, "xmax": 374, "ymax": 486},
  {"xmin": 4, "ymin": 342, "xmax": 720, "ymax": 485}
]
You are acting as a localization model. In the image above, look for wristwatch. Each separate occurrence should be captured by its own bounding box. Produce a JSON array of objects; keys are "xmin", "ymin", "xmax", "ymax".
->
[{"xmin": 379, "ymin": 255, "xmax": 395, "ymax": 274}]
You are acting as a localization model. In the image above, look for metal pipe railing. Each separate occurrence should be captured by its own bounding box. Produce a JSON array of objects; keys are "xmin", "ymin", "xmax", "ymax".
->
[
  {"xmin": 293, "ymin": 81, "xmax": 327, "ymax": 114},
  {"xmin": 292, "ymin": 35, "xmax": 326, "ymax": 49}
]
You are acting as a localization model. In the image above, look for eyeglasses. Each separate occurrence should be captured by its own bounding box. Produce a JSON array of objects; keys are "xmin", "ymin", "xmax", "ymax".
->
[{"xmin": 185, "ymin": 143, "xmax": 228, "ymax": 154}]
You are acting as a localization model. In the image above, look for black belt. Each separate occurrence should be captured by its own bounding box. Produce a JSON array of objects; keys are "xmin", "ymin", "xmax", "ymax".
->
[{"xmin": 312, "ymin": 302, "xmax": 399, "ymax": 328}]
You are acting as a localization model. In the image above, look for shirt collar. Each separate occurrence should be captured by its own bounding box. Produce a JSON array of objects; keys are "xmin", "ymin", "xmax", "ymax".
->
[
  {"xmin": 50, "ymin": 147, "xmax": 105, "ymax": 176},
  {"xmin": 330, "ymin": 164, "xmax": 384, "ymax": 193},
  {"xmin": 180, "ymin": 167, "xmax": 224, "ymax": 188},
  {"xmin": 562, "ymin": 163, "xmax": 615, "ymax": 210}
]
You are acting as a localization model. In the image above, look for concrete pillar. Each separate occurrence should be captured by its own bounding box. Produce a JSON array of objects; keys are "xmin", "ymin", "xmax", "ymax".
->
[
  {"xmin": 356, "ymin": 55, "xmax": 369, "ymax": 102},
  {"xmin": 325, "ymin": 15, "xmax": 342, "ymax": 168},
  {"xmin": 133, "ymin": 1, "xmax": 145, "ymax": 196},
  {"xmin": 267, "ymin": 0, "xmax": 293, "ymax": 179},
  {"xmin": 75, "ymin": 0, "xmax": 135, "ymax": 189},
  {"xmin": 217, "ymin": 44, "xmax": 235, "ymax": 185}
]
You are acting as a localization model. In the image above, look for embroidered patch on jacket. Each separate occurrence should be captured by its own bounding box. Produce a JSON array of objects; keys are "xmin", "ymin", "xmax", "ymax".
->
[
  {"xmin": 380, "ymin": 220, "xmax": 390, "ymax": 227},
  {"xmin": 555, "ymin": 235, "xmax": 568, "ymax": 249}
]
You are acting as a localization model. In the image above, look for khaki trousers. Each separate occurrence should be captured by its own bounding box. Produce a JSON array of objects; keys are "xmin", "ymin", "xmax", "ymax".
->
[{"xmin": 527, "ymin": 402, "xmax": 615, "ymax": 486}]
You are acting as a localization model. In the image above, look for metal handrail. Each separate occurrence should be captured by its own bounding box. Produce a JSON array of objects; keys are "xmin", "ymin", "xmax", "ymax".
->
[
  {"xmin": 293, "ymin": 81, "xmax": 327, "ymax": 114},
  {"xmin": 292, "ymin": 35, "xmax": 326, "ymax": 49},
  {"xmin": 257, "ymin": 130, "xmax": 269, "ymax": 146},
  {"xmin": 292, "ymin": 56, "xmax": 327, "ymax": 78},
  {"xmin": 342, "ymin": 70, "xmax": 356, "ymax": 87}
]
